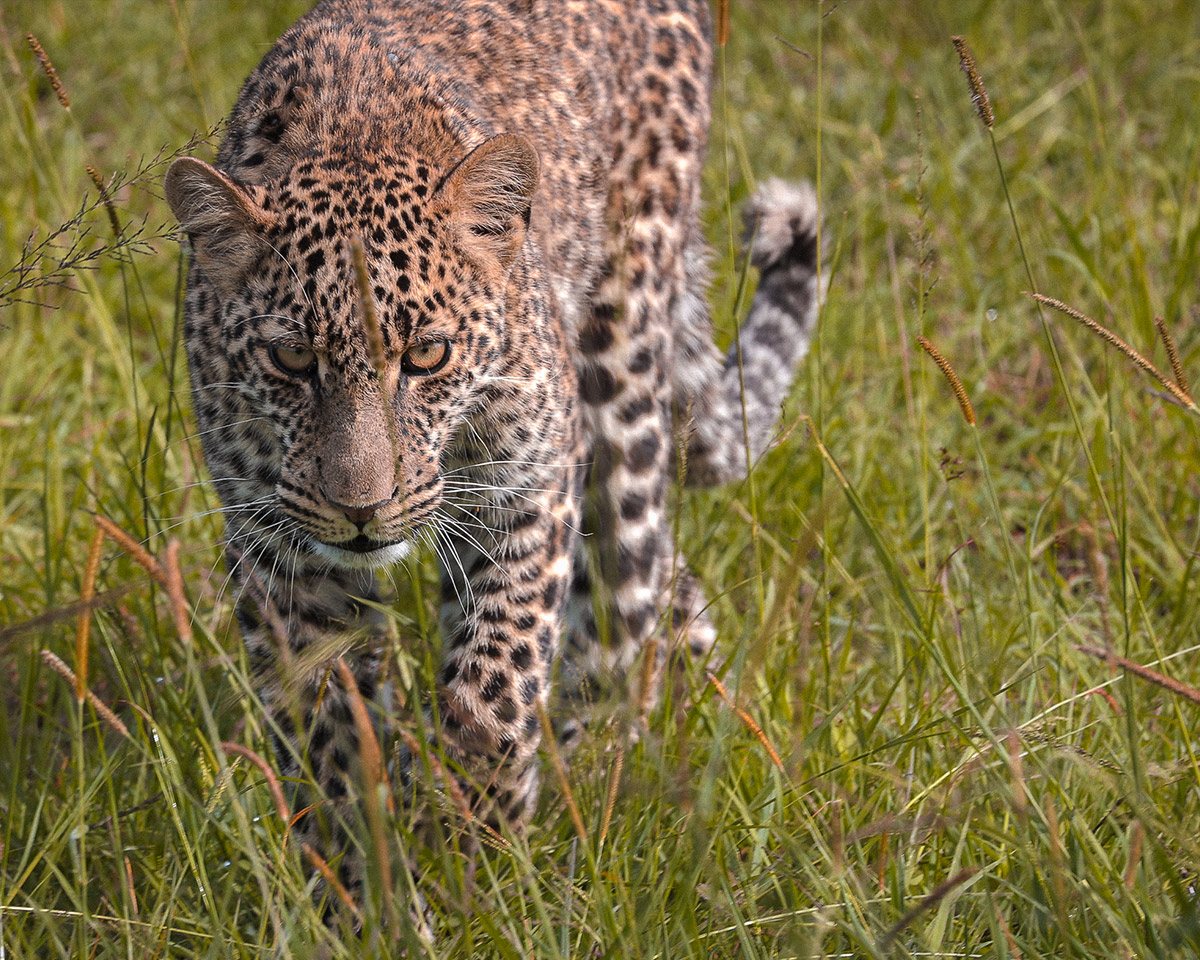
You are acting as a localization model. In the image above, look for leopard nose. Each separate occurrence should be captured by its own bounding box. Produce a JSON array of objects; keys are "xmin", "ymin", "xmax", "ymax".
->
[
  {"xmin": 340, "ymin": 502, "xmax": 381, "ymax": 525},
  {"xmin": 327, "ymin": 496, "xmax": 390, "ymax": 529}
]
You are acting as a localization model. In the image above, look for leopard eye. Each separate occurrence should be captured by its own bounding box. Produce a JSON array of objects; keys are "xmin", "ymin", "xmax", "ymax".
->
[
  {"xmin": 401, "ymin": 341, "xmax": 450, "ymax": 375},
  {"xmin": 269, "ymin": 344, "xmax": 317, "ymax": 376}
]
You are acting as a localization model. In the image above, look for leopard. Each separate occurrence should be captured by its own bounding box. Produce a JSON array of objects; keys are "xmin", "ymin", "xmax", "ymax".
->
[{"xmin": 165, "ymin": 0, "xmax": 822, "ymax": 889}]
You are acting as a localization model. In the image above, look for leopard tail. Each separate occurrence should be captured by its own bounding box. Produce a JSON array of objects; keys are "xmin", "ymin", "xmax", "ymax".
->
[{"xmin": 679, "ymin": 179, "xmax": 823, "ymax": 487}]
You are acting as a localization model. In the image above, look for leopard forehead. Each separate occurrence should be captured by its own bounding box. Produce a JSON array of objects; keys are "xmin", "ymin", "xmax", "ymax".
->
[{"xmin": 246, "ymin": 152, "xmax": 495, "ymax": 363}]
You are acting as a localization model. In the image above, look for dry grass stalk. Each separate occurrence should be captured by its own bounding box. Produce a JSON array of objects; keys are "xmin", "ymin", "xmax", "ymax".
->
[
  {"xmin": 1005, "ymin": 729, "xmax": 1027, "ymax": 818},
  {"xmin": 349, "ymin": 235, "xmax": 402, "ymax": 467},
  {"xmin": 1075, "ymin": 643, "xmax": 1200, "ymax": 707},
  {"xmin": 287, "ymin": 802, "xmax": 317, "ymax": 841},
  {"xmin": 0, "ymin": 586, "xmax": 136, "ymax": 644},
  {"xmin": 880, "ymin": 867, "xmax": 980, "ymax": 949},
  {"xmin": 350, "ymin": 236, "xmax": 385, "ymax": 376},
  {"xmin": 164, "ymin": 539, "xmax": 192, "ymax": 646},
  {"xmin": 537, "ymin": 701, "xmax": 588, "ymax": 842},
  {"xmin": 94, "ymin": 515, "xmax": 168, "ymax": 587},
  {"xmin": 845, "ymin": 811, "xmax": 943, "ymax": 844},
  {"xmin": 1123, "ymin": 820, "xmax": 1144, "ymax": 891},
  {"xmin": 994, "ymin": 904, "xmax": 1023, "ymax": 960},
  {"xmin": 85, "ymin": 164, "xmax": 122, "ymax": 238},
  {"xmin": 221, "ymin": 741, "xmax": 291, "ymax": 824},
  {"xmin": 335, "ymin": 659, "xmax": 393, "ymax": 807},
  {"xmin": 123, "ymin": 856, "xmax": 138, "ymax": 918},
  {"xmin": 75, "ymin": 524, "xmax": 105, "ymax": 703},
  {"xmin": 1029, "ymin": 293, "xmax": 1197, "ymax": 410},
  {"xmin": 40, "ymin": 649, "xmax": 131, "ymax": 740},
  {"xmin": 26, "ymin": 34, "xmax": 70, "ymax": 110},
  {"xmin": 706, "ymin": 672, "xmax": 784, "ymax": 771},
  {"xmin": 334, "ymin": 659, "xmax": 395, "ymax": 924},
  {"xmin": 917, "ymin": 336, "xmax": 976, "ymax": 425},
  {"xmin": 599, "ymin": 747, "xmax": 625, "ymax": 846},
  {"xmin": 635, "ymin": 631, "xmax": 660, "ymax": 728},
  {"xmin": 1089, "ymin": 684, "xmax": 1122, "ymax": 714},
  {"xmin": 301, "ymin": 842, "xmax": 362, "ymax": 922},
  {"xmin": 716, "ymin": 0, "xmax": 730, "ymax": 47},
  {"xmin": 951, "ymin": 36, "xmax": 993, "ymax": 129},
  {"xmin": 1154, "ymin": 315, "xmax": 1189, "ymax": 397},
  {"xmin": 876, "ymin": 832, "xmax": 888, "ymax": 893},
  {"xmin": 394, "ymin": 728, "xmax": 509, "ymax": 849}
]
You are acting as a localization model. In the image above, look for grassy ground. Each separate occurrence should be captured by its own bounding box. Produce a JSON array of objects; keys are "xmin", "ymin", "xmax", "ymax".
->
[{"xmin": 3, "ymin": 0, "xmax": 1200, "ymax": 956}]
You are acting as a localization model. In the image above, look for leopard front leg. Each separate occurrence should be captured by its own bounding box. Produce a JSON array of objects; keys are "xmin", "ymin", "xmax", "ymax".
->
[
  {"xmin": 562, "ymin": 217, "xmax": 683, "ymax": 712},
  {"xmin": 432, "ymin": 477, "xmax": 578, "ymax": 828},
  {"xmin": 229, "ymin": 539, "xmax": 391, "ymax": 894}
]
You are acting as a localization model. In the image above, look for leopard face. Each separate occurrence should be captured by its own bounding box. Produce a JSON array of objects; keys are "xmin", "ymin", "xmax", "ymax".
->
[{"xmin": 167, "ymin": 134, "xmax": 540, "ymax": 571}]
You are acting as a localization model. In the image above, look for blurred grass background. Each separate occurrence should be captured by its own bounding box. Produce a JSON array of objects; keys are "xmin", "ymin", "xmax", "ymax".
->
[{"xmin": 3, "ymin": 0, "xmax": 1200, "ymax": 956}]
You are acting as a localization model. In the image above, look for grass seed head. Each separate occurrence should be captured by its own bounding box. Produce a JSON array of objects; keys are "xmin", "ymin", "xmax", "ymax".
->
[
  {"xmin": 1076, "ymin": 643, "xmax": 1200, "ymax": 707},
  {"xmin": 1154, "ymin": 315, "xmax": 1189, "ymax": 397},
  {"xmin": 952, "ymin": 35, "xmax": 994, "ymax": 129},
  {"xmin": 917, "ymin": 336, "xmax": 976, "ymax": 425},
  {"xmin": 39, "ymin": 649, "xmax": 131, "ymax": 740},
  {"xmin": 1030, "ymin": 293, "xmax": 1196, "ymax": 409},
  {"xmin": 86, "ymin": 165, "xmax": 122, "ymax": 238},
  {"xmin": 26, "ymin": 33, "xmax": 70, "ymax": 110}
]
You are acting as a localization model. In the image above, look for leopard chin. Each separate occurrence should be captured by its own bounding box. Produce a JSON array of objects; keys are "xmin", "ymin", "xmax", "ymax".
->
[{"xmin": 309, "ymin": 536, "xmax": 412, "ymax": 570}]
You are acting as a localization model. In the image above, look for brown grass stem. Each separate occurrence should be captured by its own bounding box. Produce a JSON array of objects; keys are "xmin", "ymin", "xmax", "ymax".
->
[
  {"xmin": 349, "ymin": 235, "xmax": 402, "ymax": 471},
  {"xmin": 0, "ymin": 586, "xmax": 136, "ymax": 645},
  {"xmin": 220, "ymin": 742, "xmax": 291, "ymax": 824},
  {"xmin": 394, "ymin": 728, "xmax": 510, "ymax": 850},
  {"xmin": 75, "ymin": 524, "xmax": 104, "ymax": 702},
  {"xmin": 994, "ymin": 905, "xmax": 1023, "ymax": 960},
  {"xmin": 537, "ymin": 701, "xmax": 588, "ymax": 842},
  {"xmin": 1045, "ymin": 800, "xmax": 1069, "ymax": 936},
  {"xmin": 707, "ymin": 672, "xmax": 784, "ymax": 771},
  {"xmin": 40, "ymin": 650, "xmax": 131, "ymax": 740},
  {"xmin": 1029, "ymin": 293, "xmax": 1196, "ymax": 410},
  {"xmin": 335, "ymin": 659, "xmax": 395, "ymax": 926},
  {"xmin": 335, "ymin": 660, "xmax": 392, "ymax": 807},
  {"xmin": 164, "ymin": 539, "xmax": 192, "ymax": 646},
  {"xmin": 635, "ymin": 631, "xmax": 660, "ymax": 729},
  {"xmin": 26, "ymin": 34, "xmax": 70, "ymax": 110},
  {"xmin": 916, "ymin": 336, "xmax": 976, "ymax": 425},
  {"xmin": 1154, "ymin": 315, "xmax": 1189, "ymax": 397},
  {"xmin": 1006, "ymin": 729, "xmax": 1027, "ymax": 818},
  {"xmin": 1123, "ymin": 820, "xmax": 1144, "ymax": 891},
  {"xmin": 301, "ymin": 843, "xmax": 362, "ymax": 922},
  {"xmin": 94, "ymin": 515, "xmax": 168, "ymax": 587},
  {"xmin": 1075, "ymin": 644, "xmax": 1200, "ymax": 707},
  {"xmin": 123, "ymin": 856, "xmax": 138, "ymax": 918},
  {"xmin": 880, "ymin": 867, "xmax": 980, "ymax": 950}
]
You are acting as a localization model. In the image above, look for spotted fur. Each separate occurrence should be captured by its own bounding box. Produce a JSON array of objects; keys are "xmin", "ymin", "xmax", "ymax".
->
[{"xmin": 166, "ymin": 0, "xmax": 822, "ymax": 880}]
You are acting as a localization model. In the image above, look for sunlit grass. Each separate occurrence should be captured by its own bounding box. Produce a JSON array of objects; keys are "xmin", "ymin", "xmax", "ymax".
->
[{"xmin": 3, "ymin": 1, "xmax": 1200, "ymax": 957}]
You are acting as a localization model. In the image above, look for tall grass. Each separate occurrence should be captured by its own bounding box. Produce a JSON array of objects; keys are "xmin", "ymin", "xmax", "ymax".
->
[{"xmin": 3, "ymin": 0, "xmax": 1200, "ymax": 957}]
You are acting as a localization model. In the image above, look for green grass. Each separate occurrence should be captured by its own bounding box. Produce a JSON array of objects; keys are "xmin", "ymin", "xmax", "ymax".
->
[{"xmin": 4, "ymin": 0, "xmax": 1200, "ymax": 956}]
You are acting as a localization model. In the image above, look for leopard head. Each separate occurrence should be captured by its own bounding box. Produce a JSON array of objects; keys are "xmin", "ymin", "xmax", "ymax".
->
[{"xmin": 166, "ymin": 134, "xmax": 539, "ymax": 569}]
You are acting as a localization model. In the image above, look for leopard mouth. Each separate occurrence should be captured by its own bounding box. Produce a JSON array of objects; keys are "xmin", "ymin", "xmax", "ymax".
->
[
  {"xmin": 309, "ymin": 534, "xmax": 412, "ymax": 569},
  {"xmin": 331, "ymin": 534, "xmax": 399, "ymax": 554}
]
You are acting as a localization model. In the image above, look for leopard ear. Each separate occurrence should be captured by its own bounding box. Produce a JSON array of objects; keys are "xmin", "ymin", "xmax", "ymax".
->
[
  {"xmin": 438, "ymin": 134, "xmax": 538, "ymax": 273},
  {"xmin": 165, "ymin": 157, "xmax": 275, "ymax": 294}
]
